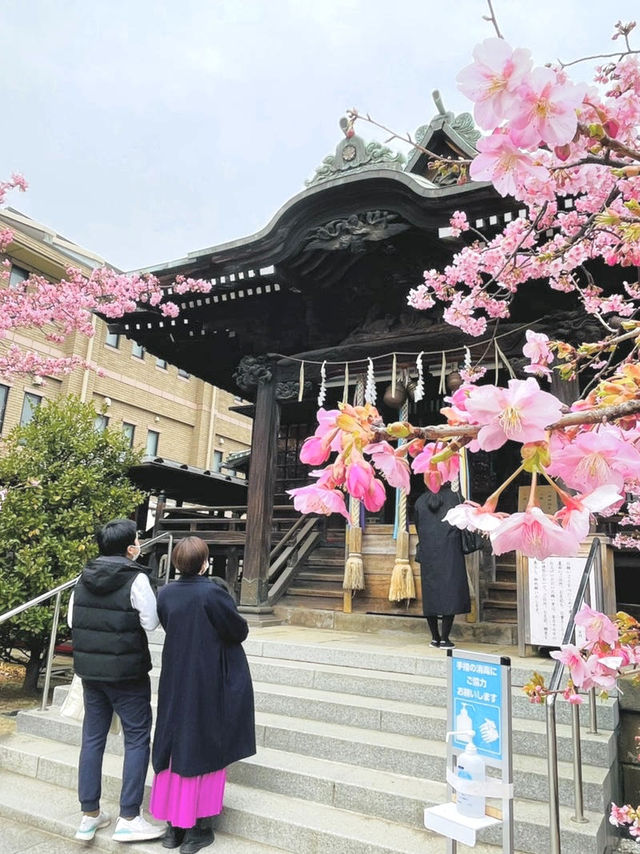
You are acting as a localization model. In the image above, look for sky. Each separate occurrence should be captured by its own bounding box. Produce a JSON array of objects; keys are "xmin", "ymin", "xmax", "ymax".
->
[{"xmin": 2, "ymin": 0, "xmax": 639, "ymax": 271}]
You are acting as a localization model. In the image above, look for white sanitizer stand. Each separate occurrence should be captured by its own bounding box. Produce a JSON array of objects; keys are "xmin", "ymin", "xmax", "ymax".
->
[{"xmin": 424, "ymin": 649, "xmax": 514, "ymax": 852}]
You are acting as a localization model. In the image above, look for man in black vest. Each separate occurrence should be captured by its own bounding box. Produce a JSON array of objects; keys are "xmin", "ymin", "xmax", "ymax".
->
[{"xmin": 68, "ymin": 518, "xmax": 164, "ymax": 843}]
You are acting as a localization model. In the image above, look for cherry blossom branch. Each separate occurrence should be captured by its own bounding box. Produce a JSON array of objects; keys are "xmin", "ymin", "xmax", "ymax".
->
[
  {"xmin": 483, "ymin": 0, "xmax": 504, "ymax": 39},
  {"xmin": 558, "ymin": 49, "xmax": 640, "ymax": 69},
  {"xmin": 345, "ymin": 109, "xmax": 472, "ymax": 167},
  {"xmin": 369, "ymin": 398, "xmax": 640, "ymax": 444}
]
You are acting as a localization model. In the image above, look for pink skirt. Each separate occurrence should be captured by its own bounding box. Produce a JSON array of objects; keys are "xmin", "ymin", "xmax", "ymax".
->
[{"xmin": 149, "ymin": 767, "xmax": 226, "ymax": 829}]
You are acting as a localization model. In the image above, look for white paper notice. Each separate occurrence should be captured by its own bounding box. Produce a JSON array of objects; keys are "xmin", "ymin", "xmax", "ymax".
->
[{"xmin": 527, "ymin": 556, "xmax": 595, "ymax": 646}]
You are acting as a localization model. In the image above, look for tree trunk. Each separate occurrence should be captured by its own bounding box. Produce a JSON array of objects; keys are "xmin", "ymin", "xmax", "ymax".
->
[{"xmin": 22, "ymin": 641, "xmax": 44, "ymax": 695}]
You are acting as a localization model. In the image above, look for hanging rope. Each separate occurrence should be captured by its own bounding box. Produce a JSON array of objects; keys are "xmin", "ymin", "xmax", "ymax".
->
[
  {"xmin": 388, "ymin": 396, "xmax": 416, "ymax": 605},
  {"xmin": 344, "ymin": 377, "xmax": 365, "ymax": 596}
]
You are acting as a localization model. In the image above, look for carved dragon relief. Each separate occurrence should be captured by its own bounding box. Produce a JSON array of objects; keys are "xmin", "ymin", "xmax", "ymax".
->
[{"xmin": 305, "ymin": 210, "xmax": 411, "ymax": 253}]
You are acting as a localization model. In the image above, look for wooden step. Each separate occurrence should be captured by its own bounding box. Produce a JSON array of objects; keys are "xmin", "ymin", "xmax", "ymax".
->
[
  {"xmin": 297, "ymin": 572, "xmax": 344, "ymax": 583},
  {"xmin": 286, "ymin": 587, "xmax": 343, "ymax": 598},
  {"xmin": 486, "ymin": 581, "xmax": 517, "ymax": 601}
]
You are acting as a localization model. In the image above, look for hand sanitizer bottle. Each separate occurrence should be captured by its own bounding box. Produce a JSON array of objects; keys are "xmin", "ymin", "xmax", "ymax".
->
[
  {"xmin": 455, "ymin": 703, "xmax": 473, "ymax": 743},
  {"xmin": 456, "ymin": 737, "xmax": 486, "ymax": 819}
]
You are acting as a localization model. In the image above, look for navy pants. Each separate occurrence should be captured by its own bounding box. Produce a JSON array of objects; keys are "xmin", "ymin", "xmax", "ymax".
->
[{"xmin": 78, "ymin": 677, "xmax": 152, "ymax": 816}]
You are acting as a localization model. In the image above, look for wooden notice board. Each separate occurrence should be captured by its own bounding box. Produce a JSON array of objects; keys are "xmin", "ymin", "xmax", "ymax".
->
[{"xmin": 516, "ymin": 534, "xmax": 616, "ymax": 656}]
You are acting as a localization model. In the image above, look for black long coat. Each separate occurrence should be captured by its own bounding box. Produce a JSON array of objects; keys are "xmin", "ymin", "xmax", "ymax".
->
[
  {"xmin": 414, "ymin": 487, "xmax": 471, "ymax": 617},
  {"xmin": 152, "ymin": 575, "xmax": 256, "ymax": 777}
]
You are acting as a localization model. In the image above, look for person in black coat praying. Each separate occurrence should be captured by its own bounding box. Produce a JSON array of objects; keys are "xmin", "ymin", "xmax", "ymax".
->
[
  {"xmin": 414, "ymin": 484, "xmax": 470, "ymax": 649},
  {"xmin": 149, "ymin": 537, "xmax": 256, "ymax": 853}
]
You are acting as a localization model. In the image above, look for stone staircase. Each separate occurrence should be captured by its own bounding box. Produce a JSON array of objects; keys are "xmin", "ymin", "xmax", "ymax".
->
[{"xmin": 0, "ymin": 627, "xmax": 620, "ymax": 853}]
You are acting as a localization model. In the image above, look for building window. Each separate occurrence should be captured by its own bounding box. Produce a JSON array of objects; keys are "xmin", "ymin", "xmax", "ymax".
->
[
  {"xmin": 131, "ymin": 342, "xmax": 145, "ymax": 359},
  {"xmin": 146, "ymin": 429, "xmax": 159, "ymax": 456},
  {"xmin": 94, "ymin": 414, "xmax": 109, "ymax": 433},
  {"xmin": 105, "ymin": 332, "xmax": 120, "ymax": 349},
  {"xmin": 156, "ymin": 358, "xmax": 167, "ymax": 369},
  {"xmin": 122, "ymin": 422, "xmax": 135, "ymax": 446},
  {"xmin": 212, "ymin": 450, "xmax": 223, "ymax": 472},
  {"xmin": 178, "ymin": 369, "xmax": 190, "ymax": 379},
  {"xmin": 0, "ymin": 384, "xmax": 9, "ymax": 433},
  {"xmin": 20, "ymin": 392, "xmax": 42, "ymax": 426},
  {"xmin": 9, "ymin": 265, "xmax": 29, "ymax": 289}
]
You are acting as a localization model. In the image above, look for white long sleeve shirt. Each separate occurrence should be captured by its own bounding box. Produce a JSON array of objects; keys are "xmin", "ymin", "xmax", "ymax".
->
[{"xmin": 67, "ymin": 572, "xmax": 160, "ymax": 631}]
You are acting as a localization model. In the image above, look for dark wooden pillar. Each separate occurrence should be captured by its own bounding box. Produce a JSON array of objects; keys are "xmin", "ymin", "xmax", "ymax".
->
[
  {"xmin": 239, "ymin": 375, "xmax": 280, "ymax": 615},
  {"xmin": 550, "ymin": 368, "xmax": 579, "ymax": 407}
]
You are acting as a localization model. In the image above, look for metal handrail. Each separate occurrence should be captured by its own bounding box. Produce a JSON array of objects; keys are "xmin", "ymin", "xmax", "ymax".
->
[
  {"xmin": 546, "ymin": 538, "xmax": 603, "ymax": 854},
  {"xmin": 0, "ymin": 529, "xmax": 174, "ymax": 712}
]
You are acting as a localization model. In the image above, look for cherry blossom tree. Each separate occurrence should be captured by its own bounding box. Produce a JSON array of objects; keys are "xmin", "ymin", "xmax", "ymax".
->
[
  {"xmin": 0, "ymin": 176, "xmax": 213, "ymax": 379},
  {"xmin": 291, "ymin": 12, "xmax": 640, "ymax": 562}
]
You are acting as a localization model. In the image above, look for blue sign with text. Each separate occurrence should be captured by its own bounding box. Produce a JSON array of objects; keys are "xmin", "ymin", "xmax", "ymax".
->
[{"xmin": 451, "ymin": 655, "xmax": 503, "ymax": 760}]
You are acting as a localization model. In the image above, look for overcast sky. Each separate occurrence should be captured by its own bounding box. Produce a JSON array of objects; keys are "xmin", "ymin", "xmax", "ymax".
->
[{"xmin": 2, "ymin": 1, "xmax": 638, "ymax": 271}]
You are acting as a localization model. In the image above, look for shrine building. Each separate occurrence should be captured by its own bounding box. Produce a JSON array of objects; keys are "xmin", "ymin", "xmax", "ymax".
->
[{"xmin": 111, "ymin": 102, "xmax": 630, "ymax": 635}]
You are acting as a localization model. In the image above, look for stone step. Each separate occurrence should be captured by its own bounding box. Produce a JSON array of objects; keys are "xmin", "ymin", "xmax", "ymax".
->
[
  {"xmin": 49, "ymin": 677, "xmax": 615, "ymax": 767},
  {"xmin": 0, "ymin": 767, "xmax": 285, "ymax": 854},
  {"xmin": 143, "ymin": 641, "xmax": 618, "ymax": 731},
  {"xmin": 15, "ymin": 707, "xmax": 614, "ymax": 813},
  {"xmin": 0, "ymin": 736, "xmax": 605, "ymax": 854}
]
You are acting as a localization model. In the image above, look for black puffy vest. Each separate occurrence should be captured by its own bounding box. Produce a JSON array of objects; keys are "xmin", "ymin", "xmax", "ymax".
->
[{"xmin": 72, "ymin": 556, "xmax": 152, "ymax": 682}]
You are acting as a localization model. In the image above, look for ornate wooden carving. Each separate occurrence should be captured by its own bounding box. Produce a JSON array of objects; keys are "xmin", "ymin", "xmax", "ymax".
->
[
  {"xmin": 305, "ymin": 211, "xmax": 410, "ymax": 254},
  {"xmin": 233, "ymin": 355, "xmax": 273, "ymax": 392}
]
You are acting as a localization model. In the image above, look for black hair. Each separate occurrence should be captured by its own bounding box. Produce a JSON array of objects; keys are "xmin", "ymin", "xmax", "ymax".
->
[
  {"xmin": 425, "ymin": 491, "xmax": 444, "ymax": 512},
  {"xmin": 96, "ymin": 519, "xmax": 138, "ymax": 556}
]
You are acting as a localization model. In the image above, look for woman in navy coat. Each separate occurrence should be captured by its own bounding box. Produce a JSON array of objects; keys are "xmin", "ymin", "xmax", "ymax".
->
[{"xmin": 149, "ymin": 537, "xmax": 255, "ymax": 853}]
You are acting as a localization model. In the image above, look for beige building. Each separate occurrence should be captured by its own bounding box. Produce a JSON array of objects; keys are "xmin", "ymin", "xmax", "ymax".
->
[{"xmin": 0, "ymin": 208, "xmax": 252, "ymax": 494}]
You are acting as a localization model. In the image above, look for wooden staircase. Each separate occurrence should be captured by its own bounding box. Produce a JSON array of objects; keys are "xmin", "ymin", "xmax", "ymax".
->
[
  {"xmin": 483, "ymin": 551, "xmax": 518, "ymax": 623},
  {"xmin": 280, "ymin": 525, "xmax": 346, "ymax": 610}
]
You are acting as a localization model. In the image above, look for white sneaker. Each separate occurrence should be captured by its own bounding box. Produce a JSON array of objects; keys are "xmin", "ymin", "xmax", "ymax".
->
[
  {"xmin": 112, "ymin": 813, "xmax": 165, "ymax": 842},
  {"xmin": 75, "ymin": 811, "xmax": 112, "ymax": 840}
]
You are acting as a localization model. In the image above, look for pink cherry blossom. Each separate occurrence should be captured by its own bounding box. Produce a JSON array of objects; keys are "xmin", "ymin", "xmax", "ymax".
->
[
  {"xmin": 554, "ymin": 484, "xmax": 625, "ymax": 541},
  {"xmin": 549, "ymin": 644, "xmax": 590, "ymax": 688},
  {"xmin": 546, "ymin": 427, "xmax": 640, "ymax": 492},
  {"xmin": 456, "ymin": 38, "xmax": 533, "ymax": 129},
  {"xmin": 581, "ymin": 655, "xmax": 621, "ymax": 691},
  {"xmin": 508, "ymin": 67, "xmax": 585, "ymax": 148},
  {"xmin": 522, "ymin": 330, "xmax": 554, "ymax": 378},
  {"xmin": 299, "ymin": 435, "xmax": 333, "ymax": 466},
  {"xmin": 362, "ymin": 477, "xmax": 386, "ymax": 512},
  {"xmin": 364, "ymin": 442, "xmax": 411, "ymax": 491},
  {"xmin": 411, "ymin": 443, "xmax": 460, "ymax": 492},
  {"xmin": 490, "ymin": 506, "xmax": 581, "ymax": 559},
  {"xmin": 470, "ymin": 131, "xmax": 549, "ymax": 197},
  {"xmin": 610, "ymin": 803, "xmax": 635, "ymax": 827},
  {"xmin": 574, "ymin": 604, "xmax": 619, "ymax": 648},
  {"xmin": 346, "ymin": 457, "xmax": 377, "ymax": 500},
  {"xmin": 464, "ymin": 378, "xmax": 564, "ymax": 451},
  {"xmin": 443, "ymin": 500, "xmax": 505, "ymax": 533},
  {"xmin": 287, "ymin": 484, "xmax": 350, "ymax": 521}
]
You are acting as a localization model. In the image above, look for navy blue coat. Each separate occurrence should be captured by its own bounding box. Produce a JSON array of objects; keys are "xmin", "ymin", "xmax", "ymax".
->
[
  {"xmin": 152, "ymin": 575, "xmax": 256, "ymax": 777},
  {"xmin": 414, "ymin": 487, "xmax": 471, "ymax": 617}
]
